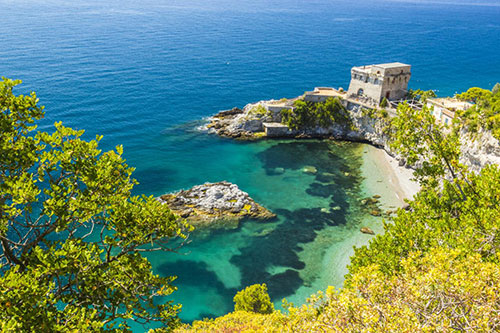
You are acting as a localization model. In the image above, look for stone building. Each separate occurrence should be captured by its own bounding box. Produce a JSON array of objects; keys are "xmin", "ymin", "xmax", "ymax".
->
[
  {"xmin": 347, "ymin": 62, "xmax": 411, "ymax": 105},
  {"xmin": 426, "ymin": 98, "xmax": 473, "ymax": 125}
]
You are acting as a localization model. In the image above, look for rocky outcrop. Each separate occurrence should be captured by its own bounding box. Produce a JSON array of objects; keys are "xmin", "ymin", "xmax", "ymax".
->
[
  {"xmin": 205, "ymin": 102, "xmax": 277, "ymax": 140},
  {"xmin": 203, "ymin": 97, "xmax": 499, "ymax": 172},
  {"xmin": 159, "ymin": 181, "xmax": 276, "ymax": 229}
]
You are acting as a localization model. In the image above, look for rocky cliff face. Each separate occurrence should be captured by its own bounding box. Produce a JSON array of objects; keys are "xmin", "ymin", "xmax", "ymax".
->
[
  {"xmin": 203, "ymin": 99, "xmax": 499, "ymax": 172},
  {"xmin": 460, "ymin": 128, "xmax": 500, "ymax": 173}
]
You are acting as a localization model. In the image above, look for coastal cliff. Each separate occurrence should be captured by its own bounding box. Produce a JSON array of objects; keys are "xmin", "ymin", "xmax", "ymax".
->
[{"xmin": 203, "ymin": 96, "xmax": 500, "ymax": 173}]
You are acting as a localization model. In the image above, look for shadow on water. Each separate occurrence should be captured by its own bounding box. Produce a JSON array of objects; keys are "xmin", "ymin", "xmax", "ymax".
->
[
  {"xmin": 157, "ymin": 259, "xmax": 238, "ymax": 319},
  {"xmin": 225, "ymin": 140, "xmax": 364, "ymax": 300},
  {"xmin": 156, "ymin": 139, "xmax": 367, "ymax": 321}
]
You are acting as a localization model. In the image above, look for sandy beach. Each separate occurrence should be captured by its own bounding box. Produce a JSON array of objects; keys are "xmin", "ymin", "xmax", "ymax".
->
[
  {"xmin": 380, "ymin": 149, "xmax": 420, "ymax": 202},
  {"xmin": 361, "ymin": 145, "xmax": 420, "ymax": 207}
]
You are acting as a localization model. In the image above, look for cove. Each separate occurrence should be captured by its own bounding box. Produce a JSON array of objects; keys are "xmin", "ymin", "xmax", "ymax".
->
[{"xmin": 140, "ymin": 126, "xmax": 405, "ymax": 323}]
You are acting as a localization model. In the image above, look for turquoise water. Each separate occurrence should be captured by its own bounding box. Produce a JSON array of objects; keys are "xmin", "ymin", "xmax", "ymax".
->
[{"xmin": 1, "ymin": 0, "xmax": 500, "ymax": 328}]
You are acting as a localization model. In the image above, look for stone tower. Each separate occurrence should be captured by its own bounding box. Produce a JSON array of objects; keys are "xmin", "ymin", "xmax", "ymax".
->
[{"xmin": 347, "ymin": 62, "xmax": 411, "ymax": 105}]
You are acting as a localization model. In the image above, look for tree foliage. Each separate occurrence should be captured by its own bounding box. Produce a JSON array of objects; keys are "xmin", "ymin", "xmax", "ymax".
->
[
  {"xmin": 348, "ymin": 99, "xmax": 499, "ymax": 278},
  {"xmin": 0, "ymin": 78, "xmax": 191, "ymax": 331},
  {"xmin": 455, "ymin": 85, "xmax": 500, "ymax": 140},
  {"xmin": 348, "ymin": 164, "xmax": 500, "ymax": 277},
  {"xmin": 178, "ymin": 248, "xmax": 500, "ymax": 332},
  {"xmin": 407, "ymin": 88, "xmax": 437, "ymax": 102},
  {"xmin": 280, "ymin": 97, "xmax": 350, "ymax": 130},
  {"xmin": 233, "ymin": 283, "xmax": 274, "ymax": 314},
  {"xmin": 388, "ymin": 102, "xmax": 465, "ymax": 190}
]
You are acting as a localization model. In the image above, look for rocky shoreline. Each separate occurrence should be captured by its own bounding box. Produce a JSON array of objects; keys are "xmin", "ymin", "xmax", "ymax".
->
[
  {"xmin": 203, "ymin": 94, "xmax": 500, "ymax": 174},
  {"xmin": 159, "ymin": 181, "xmax": 276, "ymax": 229},
  {"xmin": 205, "ymin": 105, "xmax": 269, "ymax": 140}
]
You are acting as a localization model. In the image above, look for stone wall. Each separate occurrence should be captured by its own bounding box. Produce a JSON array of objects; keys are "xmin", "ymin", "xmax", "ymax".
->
[{"xmin": 263, "ymin": 122, "xmax": 292, "ymax": 137}]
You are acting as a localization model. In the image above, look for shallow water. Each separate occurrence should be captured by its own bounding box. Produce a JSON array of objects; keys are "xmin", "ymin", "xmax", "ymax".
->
[
  {"xmin": 1, "ymin": 0, "xmax": 499, "ymax": 329},
  {"xmin": 140, "ymin": 136, "xmax": 401, "ymax": 324}
]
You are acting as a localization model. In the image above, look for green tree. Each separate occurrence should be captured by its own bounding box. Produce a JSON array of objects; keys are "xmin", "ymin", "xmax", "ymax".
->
[
  {"xmin": 280, "ymin": 97, "xmax": 350, "ymax": 130},
  {"xmin": 455, "ymin": 86, "xmax": 500, "ymax": 140},
  {"xmin": 456, "ymin": 87, "xmax": 493, "ymax": 104},
  {"xmin": 0, "ymin": 78, "xmax": 191, "ymax": 331},
  {"xmin": 233, "ymin": 284, "xmax": 274, "ymax": 314},
  {"xmin": 407, "ymin": 88, "xmax": 437, "ymax": 102},
  {"xmin": 379, "ymin": 97, "xmax": 388, "ymax": 108},
  {"xmin": 388, "ymin": 102, "xmax": 465, "ymax": 192}
]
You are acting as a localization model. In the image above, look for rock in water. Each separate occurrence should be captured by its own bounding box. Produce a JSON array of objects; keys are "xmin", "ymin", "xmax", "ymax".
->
[
  {"xmin": 360, "ymin": 227, "xmax": 375, "ymax": 235},
  {"xmin": 303, "ymin": 166, "xmax": 318, "ymax": 174},
  {"xmin": 158, "ymin": 181, "xmax": 276, "ymax": 229}
]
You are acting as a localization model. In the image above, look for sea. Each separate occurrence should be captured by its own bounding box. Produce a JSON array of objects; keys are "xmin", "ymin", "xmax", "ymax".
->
[{"xmin": 1, "ymin": 0, "xmax": 499, "ymax": 329}]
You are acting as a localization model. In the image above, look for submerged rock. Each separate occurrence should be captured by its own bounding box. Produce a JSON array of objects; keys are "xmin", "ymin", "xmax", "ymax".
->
[
  {"xmin": 360, "ymin": 227, "xmax": 375, "ymax": 235},
  {"xmin": 269, "ymin": 167, "xmax": 285, "ymax": 175},
  {"xmin": 302, "ymin": 166, "xmax": 318, "ymax": 174},
  {"xmin": 252, "ymin": 228, "xmax": 274, "ymax": 237},
  {"xmin": 158, "ymin": 181, "xmax": 276, "ymax": 229},
  {"xmin": 361, "ymin": 197, "xmax": 379, "ymax": 206}
]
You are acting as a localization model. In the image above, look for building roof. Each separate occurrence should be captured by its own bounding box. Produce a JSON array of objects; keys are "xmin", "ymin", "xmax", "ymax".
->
[
  {"xmin": 428, "ymin": 98, "xmax": 473, "ymax": 111},
  {"xmin": 374, "ymin": 62, "xmax": 411, "ymax": 69},
  {"xmin": 353, "ymin": 62, "xmax": 410, "ymax": 70},
  {"xmin": 263, "ymin": 122, "xmax": 289, "ymax": 129},
  {"xmin": 305, "ymin": 87, "xmax": 343, "ymax": 97}
]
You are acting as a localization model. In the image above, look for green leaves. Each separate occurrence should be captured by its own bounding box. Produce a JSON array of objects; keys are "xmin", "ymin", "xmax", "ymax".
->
[
  {"xmin": 456, "ymin": 85, "xmax": 500, "ymax": 140},
  {"xmin": 407, "ymin": 88, "xmax": 437, "ymax": 101},
  {"xmin": 0, "ymin": 78, "xmax": 189, "ymax": 330},
  {"xmin": 233, "ymin": 284, "xmax": 274, "ymax": 314},
  {"xmin": 389, "ymin": 102, "xmax": 464, "ymax": 191},
  {"xmin": 280, "ymin": 97, "xmax": 351, "ymax": 130}
]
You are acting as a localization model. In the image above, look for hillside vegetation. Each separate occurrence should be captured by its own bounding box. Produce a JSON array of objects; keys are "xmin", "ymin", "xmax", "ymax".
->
[
  {"xmin": 455, "ymin": 84, "xmax": 500, "ymax": 140},
  {"xmin": 280, "ymin": 97, "xmax": 351, "ymax": 130}
]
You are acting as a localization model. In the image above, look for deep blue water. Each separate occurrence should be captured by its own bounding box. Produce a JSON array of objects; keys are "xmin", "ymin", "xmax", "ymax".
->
[{"xmin": 1, "ymin": 0, "xmax": 499, "ymax": 328}]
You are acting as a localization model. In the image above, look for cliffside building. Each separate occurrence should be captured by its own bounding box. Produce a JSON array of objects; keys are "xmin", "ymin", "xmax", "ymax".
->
[
  {"xmin": 347, "ymin": 62, "xmax": 411, "ymax": 105},
  {"xmin": 427, "ymin": 98, "xmax": 473, "ymax": 125}
]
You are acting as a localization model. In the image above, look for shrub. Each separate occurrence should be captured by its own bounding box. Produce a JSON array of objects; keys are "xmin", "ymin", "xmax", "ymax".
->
[
  {"xmin": 280, "ymin": 97, "xmax": 350, "ymax": 130},
  {"xmin": 233, "ymin": 284, "xmax": 274, "ymax": 314},
  {"xmin": 380, "ymin": 97, "xmax": 388, "ymax": 108}
]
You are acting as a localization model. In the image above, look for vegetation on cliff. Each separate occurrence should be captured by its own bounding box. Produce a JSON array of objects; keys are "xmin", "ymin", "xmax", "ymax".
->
[
  {"xmin": 455, "ymin": 84, "xmax": 500, "ymax": 140},
  {"xmin": 280, "ymin": 97, "xmax": 351, "ymax": 130},
  {"xmin": 0, "ymin": 78, "xmax": 191, "ymax": 331}
]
